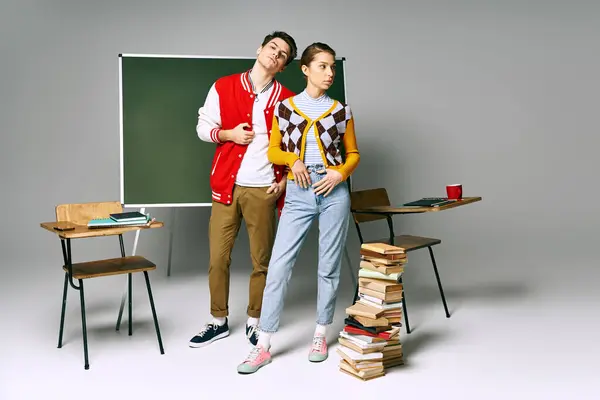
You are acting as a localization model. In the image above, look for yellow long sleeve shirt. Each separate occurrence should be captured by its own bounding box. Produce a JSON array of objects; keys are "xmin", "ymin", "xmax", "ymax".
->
[{"xmin": 267, "ymin": 97, "xmax": 360, "ymax": 181}]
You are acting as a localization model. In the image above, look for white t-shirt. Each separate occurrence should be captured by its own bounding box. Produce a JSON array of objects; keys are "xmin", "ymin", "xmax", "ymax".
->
[
  {"xmin": 196, "ymin": 81, "xmax": 275, "ymax": 187},
  {"xmin": 235, "ymin": 84, "xmax": 275, "ymax": 187}
]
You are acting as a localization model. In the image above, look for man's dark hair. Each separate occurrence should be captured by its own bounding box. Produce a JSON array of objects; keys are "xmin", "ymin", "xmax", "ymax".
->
[{"xmin": 262, "ymin": 31, "xmax": 297, "ymax": 66}]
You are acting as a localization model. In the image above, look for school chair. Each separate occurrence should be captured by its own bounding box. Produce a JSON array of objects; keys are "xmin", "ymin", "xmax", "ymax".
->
[
  {"xmin": 349, "ymin": 188, "xmax": 451, "ymax": 334},
  {"xmin": 50, "ymin": 201, "xmax": 164, "ymax": 369}
]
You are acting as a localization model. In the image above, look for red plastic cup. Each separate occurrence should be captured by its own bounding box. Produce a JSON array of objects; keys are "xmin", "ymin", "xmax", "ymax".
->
[{"xmin": 446, "ymin": 184, "xmax": 463, "ymax": 200}]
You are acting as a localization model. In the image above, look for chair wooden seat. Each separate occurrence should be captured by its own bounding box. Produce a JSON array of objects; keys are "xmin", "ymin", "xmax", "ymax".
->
[
  {"xmin": 63, "ymin": 256, "xmax": 156, "ymax": 280},
  {"xmin": 45, "ymin": 201, "xmax": 164, "ymax": 370},
  {"xmin": 366, "ymin": 234, "xmax": 441, "ymax": 252}
]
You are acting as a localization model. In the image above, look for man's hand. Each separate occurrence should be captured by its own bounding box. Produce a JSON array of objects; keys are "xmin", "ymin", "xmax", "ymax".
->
[
  {"xmin": 312, "ymin": 169, "xmax": 343, "ymax": 196},
  {"xmin": 291, "ymin": 159, "xmax": 311, "ymax": 188},
  {"xmin": 266, "ymin": 179, "xmax": 287, "ymax": 199},
  {"xmin": 221, "ymin": 123, "xmax": 255, "ymax": 145}
]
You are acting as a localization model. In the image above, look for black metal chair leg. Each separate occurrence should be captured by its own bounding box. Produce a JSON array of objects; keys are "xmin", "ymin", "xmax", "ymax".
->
[
  {"xmin": 144, "ymin": 271, "xmax": 165, "ymax": 354},
  {"xmin": 116, "ymin": 234, "xmax": 127, "ymax": 332},
  {"xmin": 128, "ymin": 273, "xmax": 132, "ymax": 336},
  {"xmin": 58, "ymin": 272, "xmax": 69, "ymax": 348},
  {"xmin": 78, "ymin": 279, "xmax": 89, "ymax": 370},
  {"xmin": 115, "ymin": 304, "xmax": 123, "ymax": 331},
  {"xmin": 428, "ymin": 246, "xmax": 450, "ymax": 318},
  {"xmin": 402, "ymin": 290, "xmax": 411, "ymax": 334}
]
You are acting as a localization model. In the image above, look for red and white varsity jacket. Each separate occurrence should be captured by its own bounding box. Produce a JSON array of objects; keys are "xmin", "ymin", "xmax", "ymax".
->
[{"xmin": 196, "ymin": 70, "xmax": 295, "ymax": 213}]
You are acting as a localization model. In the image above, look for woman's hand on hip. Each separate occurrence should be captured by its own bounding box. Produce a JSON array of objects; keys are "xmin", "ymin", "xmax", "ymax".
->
[
  {"xmin": 313, "ymin": 169, "xmax": 343, "ymax": 196},
  {"xmin": 291, "ymin": 159, "xmax": 311, "ymax": 188}
]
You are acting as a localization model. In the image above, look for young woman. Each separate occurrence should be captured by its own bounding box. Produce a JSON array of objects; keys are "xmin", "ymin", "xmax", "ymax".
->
[{"xmin": 237, "ymin": 42, "xmax": 360, "ymax": 374}]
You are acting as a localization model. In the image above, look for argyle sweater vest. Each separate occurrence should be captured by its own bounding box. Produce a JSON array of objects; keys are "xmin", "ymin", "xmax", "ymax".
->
[{"xmin": 275, "ymin": 98, "xmax": 352, "ymax": 166}]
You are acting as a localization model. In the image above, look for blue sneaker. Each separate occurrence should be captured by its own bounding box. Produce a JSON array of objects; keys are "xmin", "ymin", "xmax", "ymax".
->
[
  {"xmin": 246, "ymin": 323, "xmax": 259, "ymax": 346},
  {"xmin": 189, "ymin": 319, "xmax": 229, "ymax": 348}
]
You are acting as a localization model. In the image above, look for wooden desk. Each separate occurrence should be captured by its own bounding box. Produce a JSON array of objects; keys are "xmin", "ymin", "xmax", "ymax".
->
[
  {"xmin": 39, "ymin": 220, "xmax": 164, "ymax": 300},
  {"xmin": 352, "ymin": 196, "xmax": 482, "ymax": 215},
  {"xmin": 349, "ymin": 195, "xmax": 482, "ymax": 334},
  {"xmin": 40, "ymin": 221, "xmax": 164, "ymax": 239},
  {"xmin": 40, "ymin": 218, "xmax": 165, "ymax": 369}
]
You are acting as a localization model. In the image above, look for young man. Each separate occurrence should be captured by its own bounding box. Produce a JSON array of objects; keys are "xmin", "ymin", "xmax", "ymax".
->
[{"xmin": 190, "ymin": 31, "xmax": 297, "ymax": 348}]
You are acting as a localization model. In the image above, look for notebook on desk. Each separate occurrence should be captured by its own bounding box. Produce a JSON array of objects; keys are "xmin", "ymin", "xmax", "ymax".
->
[
  {"xmin": 87, "ymin": 217, "xmax": 151, "ymax": 229},
  {"xmin": 403, "ymin": 197, "xmax": 456, "ymax": 207},
  {"xmin": 109, "ymin": 211, "xmax": 148, "ymax": 222}
]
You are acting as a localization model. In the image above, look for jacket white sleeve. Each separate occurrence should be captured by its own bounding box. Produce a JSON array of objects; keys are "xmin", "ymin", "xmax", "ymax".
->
[{"xmin": 196, "ymin": 83, "xmax": 223, "ymax": 143}]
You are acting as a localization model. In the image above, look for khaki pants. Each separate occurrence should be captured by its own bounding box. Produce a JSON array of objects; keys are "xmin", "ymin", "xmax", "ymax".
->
[{"xmin": 208, "ymin": 185, "xmax": 278, "ymax": 318}]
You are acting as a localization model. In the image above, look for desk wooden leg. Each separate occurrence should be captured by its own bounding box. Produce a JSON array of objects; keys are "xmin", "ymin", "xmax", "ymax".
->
[{"xmin": 57, "ymin": 272, "xmax": 68, "ymax": 348}]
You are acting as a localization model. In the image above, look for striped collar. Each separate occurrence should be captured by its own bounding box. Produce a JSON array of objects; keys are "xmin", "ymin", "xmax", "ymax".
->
[
  {"xmin": 240, "ymin": 70, "xmax": 282, "ymax": 109},
  {"xmin": 298, "ymin": 89, "xmax": 330, "ymax": 103}
]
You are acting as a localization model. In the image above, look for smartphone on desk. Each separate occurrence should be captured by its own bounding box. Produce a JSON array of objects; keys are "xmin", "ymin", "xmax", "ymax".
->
[{"xmin": 54, "ymin": 222, "xmax": 76, "ymax": 231}]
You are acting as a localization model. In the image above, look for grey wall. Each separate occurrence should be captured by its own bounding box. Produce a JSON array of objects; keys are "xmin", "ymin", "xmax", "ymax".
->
[{"xmin": 1, "ymin": 0, "xmax": 599, "ymax": 289}]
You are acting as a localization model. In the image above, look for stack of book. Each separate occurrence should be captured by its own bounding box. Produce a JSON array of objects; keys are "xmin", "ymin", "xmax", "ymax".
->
[
  {"xmin": 87, "ymin": 211, "xmax": 153, "ymax": 229},
  {"xmin": 337, "ymin": 242, "xmax": 406, "ymax": 381}
]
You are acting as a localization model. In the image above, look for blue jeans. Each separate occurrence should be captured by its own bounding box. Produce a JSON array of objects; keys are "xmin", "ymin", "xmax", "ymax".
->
[{"xmin": 258, "ymin": 164, "xmax": 351, "ymax": 333}]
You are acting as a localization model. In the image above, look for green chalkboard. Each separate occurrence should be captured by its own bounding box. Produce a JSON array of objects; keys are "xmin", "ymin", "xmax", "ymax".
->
[{"xmin": 119, "ymin": 54, "xmax": 347, "ymax": 207}]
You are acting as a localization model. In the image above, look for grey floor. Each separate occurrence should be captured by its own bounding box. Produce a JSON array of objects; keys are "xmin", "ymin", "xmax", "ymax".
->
[{"xmin": 1, "ymin": 242, "xmax": 596, "ymax": 400}]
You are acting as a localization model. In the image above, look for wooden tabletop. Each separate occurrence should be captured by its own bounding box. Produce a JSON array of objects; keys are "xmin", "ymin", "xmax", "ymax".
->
[
  {"xmin": 40, "ymin": 221, "xmax": 164, "ymax": 239},
  {"xmin": 352, "ymin": 196, "xmax": 482, "ymax": 215}
]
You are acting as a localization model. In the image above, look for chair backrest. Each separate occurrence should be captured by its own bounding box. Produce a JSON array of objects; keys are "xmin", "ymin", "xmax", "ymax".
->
[
  {"xmin": 56, "ymin": 201, "xmax": 123, "ymax": 225},
  {"xmin": 350, "ymin": 188, "xmax": 391, "ymax": 224}
]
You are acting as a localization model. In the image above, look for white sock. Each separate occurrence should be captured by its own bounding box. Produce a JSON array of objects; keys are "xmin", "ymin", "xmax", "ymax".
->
[
  {"xmin": 212, "ymin": 316, "xmax": 226, "ymax": 326},
  {"xmin": 258, "ymin": 331, "xmax": 272, "ymax": 349},
  {"xmin": 247, "ymin": 317, "xmax": 259, "ymax": 327},
  {"xmin": 315, "ymin": 324, "xmax": 327, "ymax": 337}
]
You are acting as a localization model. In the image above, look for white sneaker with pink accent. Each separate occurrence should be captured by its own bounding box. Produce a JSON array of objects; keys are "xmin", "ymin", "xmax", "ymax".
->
[
  {"xmin": 237, "ymin": 345, "xmax": 272, "ymax": 374},
  {"xmin": 308, "ymin": 334, "xmax": 328, "ymax": 362}
]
